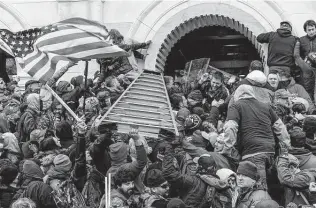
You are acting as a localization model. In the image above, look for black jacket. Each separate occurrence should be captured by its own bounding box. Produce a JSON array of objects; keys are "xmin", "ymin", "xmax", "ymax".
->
[
  {"xmin": 257, "ymin": 28, "xmax": 297, "ymax": 67},
  {"xmin": 300, "ymin": 35, "xmax": 316, "ymax": 59}
]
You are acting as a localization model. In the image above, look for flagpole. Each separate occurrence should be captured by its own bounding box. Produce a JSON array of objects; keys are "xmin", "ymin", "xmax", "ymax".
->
[
  {"xmin": 83, "ymin": 61, "xmax": 89, "ymax": 114},
  {"xmin": 108, "ymin": 173, "xmax": 111, "ymax": 208},
  {"xmin": 105, "ymin": 177, "xmax": 108, "ymax": 208},
  {"xmin": 45, "ymin": 84, "xmax": 81, "ymax": 122}
]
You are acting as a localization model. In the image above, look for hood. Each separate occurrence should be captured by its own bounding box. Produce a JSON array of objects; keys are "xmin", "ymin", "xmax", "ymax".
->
[
  {"xmin": 109, "ymin": 142, "xmax": 128, "ymax": 165},
  {"xmin": 287, "ymin": 77, "xmax": 296, "ymax": 88},
  {"xmin": 277, "ymin": 28, "xmax": 292, "ymax": 37},
  {"xmin": 23, "ymin": 160, "xmax": 44, "ymax": 179},
  {"xmin": 246, "ymin": 70, "xmax": 267, "ymax": 87},
  {"xmin": 2, "ymin": 133, "xmax": 21, "ymax": 154},
  {"xmin": 26, "ymin": 93, "xmax": 40, "ymax": 113},
  {"xmin": 233, "ymin": 85, "xmax": 256, "ymax": 101}
]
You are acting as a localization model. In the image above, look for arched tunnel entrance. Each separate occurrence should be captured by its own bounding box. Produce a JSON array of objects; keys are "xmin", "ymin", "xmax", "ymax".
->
[
  {"xmin": 155, "ymin": 15, "xmax": 265, "ymax": 76},
  {"xmin": 165, "ymin": 26, "xmax": 261, "ymax": 76}
]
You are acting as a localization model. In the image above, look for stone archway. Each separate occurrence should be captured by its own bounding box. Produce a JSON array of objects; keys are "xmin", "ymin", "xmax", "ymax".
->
[
  {"xmin": 127, "ymin": 1, "xmax": 286, "ymax": 73},
  {"xmin": 155, "ymin": 14, "xmax": 264, "ymax": 72},
  {"xmin": 0, "ymin": 2, "xmax": 29, "ymax": 31}
]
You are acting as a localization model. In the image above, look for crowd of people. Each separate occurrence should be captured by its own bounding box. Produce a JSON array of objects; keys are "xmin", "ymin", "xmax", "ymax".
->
[{"xmin": 1, "ymin": 19, "xmax": 316, "ymax": 208}]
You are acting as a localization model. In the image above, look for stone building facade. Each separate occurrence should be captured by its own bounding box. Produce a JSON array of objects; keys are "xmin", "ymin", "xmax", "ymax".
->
[{"xmin": 0, "ymin": 0, "xmax": 315, "ymax": 87}]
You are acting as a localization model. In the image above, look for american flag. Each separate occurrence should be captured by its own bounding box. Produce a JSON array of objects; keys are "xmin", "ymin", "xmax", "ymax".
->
[{"xmin": 0, "ymin": 18, "xmax": 128, "ymax": 82}]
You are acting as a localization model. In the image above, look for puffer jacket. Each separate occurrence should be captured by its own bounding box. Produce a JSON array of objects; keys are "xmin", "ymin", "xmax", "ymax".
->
[
  {"xmin": 257, "ymin": 28, "xmax": 297, "ymax": 67},
  {"xmin": 162, "ymin": 145, "xmax": 207, "ymax": 208},
  {"xmin": 300, "ymin": 35, "xmax": 316, "ymax": 59}
]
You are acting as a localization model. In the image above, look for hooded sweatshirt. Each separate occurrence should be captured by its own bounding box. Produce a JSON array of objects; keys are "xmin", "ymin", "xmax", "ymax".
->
[
  {"xmin": 227, "ymin": 85, "xmax": 280, "ymax": 156},
  {"xmin": 17, "ymin": 93, "xmax": 40, "ymax": 143},
  {"xmin": 229, "ymin": 71, "xmax": 273, "ymax": 107},
  {"xmin": 257, "ymin": 28, "xmax": 297, "ymax": 67}
]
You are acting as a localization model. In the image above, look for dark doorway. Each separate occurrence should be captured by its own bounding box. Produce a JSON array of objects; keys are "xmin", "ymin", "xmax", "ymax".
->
[{"xmin": 164, "ymin": 26, "xmax": 261, "ymax": 76}]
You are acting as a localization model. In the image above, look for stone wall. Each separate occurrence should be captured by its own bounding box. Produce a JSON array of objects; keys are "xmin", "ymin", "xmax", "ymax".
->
[{"xmin": 0, "ymin": 0, "xmax": 315, "ymax": 88}]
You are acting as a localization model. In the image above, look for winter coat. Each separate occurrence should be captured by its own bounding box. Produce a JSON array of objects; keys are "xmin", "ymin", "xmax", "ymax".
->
[
  {"xmin": 294, "ymin": 41, "xmax": 316, "ymax": 101},
  {"xmin": 162, "ymin": 145, "xmax": 207, "ymax": 208},
  {"xmin": 182, "ymin": 140, "xmax": 232, "ymax": 170},
  {"xmin": 286, "ymin": 78, "xmax": 315, "ymax": 112},
  {"xmin": 20, "ymin": 181, "xmax": 57, "ymax": 208},
  {"xmin": 236, "ymin": 188, "xmax": 271, "ymax": 208},
  {"xmin": 289, "ymin": 148, "xmax": 316, "ymax": 170},
  {"xmin": 17, "ymin": 108, "xmax": 38, "ymax": 143},
  {"xmin": 277, "ymin": 156, "xmax": 316, "ymax": 206},
  {"xmin": 0, "ymin": 113, "xmax": 9, "ymax": 134},
  {"xmin": 257, "ymin": 28, "xmax": 297, "ymax": 67},
  {"xmin": 0, "ymin": 185, "xmax": 17, "ymax": 208},
  {"xmin": 300, "ymin": 35, "xmax": 316, "ymax": 59},
  {"xmin": 82, "ymin": 167, "xmax": 104, "ymax": 208},
  {"xmin": 110, "ymin": 188, "xmax": 129, "ymax": 208},
  {"xmin": 229, "ymin": 77, "xmax": 274, "ymax": 108},
  {"xmin": 107, "ymin": 142, "xmax": 147, "ymax": 194}
]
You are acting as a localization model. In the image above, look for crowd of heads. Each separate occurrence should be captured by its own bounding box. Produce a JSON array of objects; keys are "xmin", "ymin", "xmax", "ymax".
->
[{"xmin": 1, "ymin": 19, "xmax": 316, "ymax": 208}]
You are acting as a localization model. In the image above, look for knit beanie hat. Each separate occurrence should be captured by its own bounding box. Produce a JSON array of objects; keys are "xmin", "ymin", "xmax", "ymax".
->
[
  {"xmin": 187, "ymin": 90, "xmax": 203, "ymax": 102},
  {"xmin": 53, "ymin": 154, "xmax": 72, "ymax": 173},
  {"xmin": 146, "ymin": 169, "xmax": 166, "ymax": 188},
  {"xmin": 289, "ymin": 127, "xmax": 306, "ymax": 148},
  {"xmin": 23, "ymin": 160, "xmax": 44, "ymax": 179},
  {"xmin": 303, "ymin": 116, "xmax": 316, "ymax": 133},
  {"xmin": 254, "ymin": 200, "xmax": 280, "ymax": 208},
  {"xmin": 192, "ymin": 107, "xmax": 205, "ymax": 117},
  {"xmin": 216, "ymin": 168, "xmax": 236, "ymax": 181},
  {"xmin": 176, "ymin": 108, "xmax": 190, "ymax": 123},
  {"xmin": 167, "ymin": 198, "xmax": 186, "ymax": 208},
  {"xmin": 109, "ymin": 142, "xmax": 128, "ymax": 164},
  {"xmin": 30, "ymin": 129, "xmax": 46, "ymax": 142},
  {"xmin": 237, "ymin": 161, "xmax": 259, "ymax": 181}
]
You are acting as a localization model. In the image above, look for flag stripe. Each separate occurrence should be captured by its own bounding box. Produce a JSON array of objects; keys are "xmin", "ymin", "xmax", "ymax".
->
[
  {"xmin": 34, "ymin": 61, "xmax": 51, "ymax": 81},
  {"xmin": 55, "ymin": 24, "xmax": 108, "ymax": 40},
  {"xmin": 38, "ymin": 37, "xmax": 103, "ymax": 53},
  {"xmin": 49, "ymin": 41, "xmax": 109, "ymax": 56},
  {"xmin": 28, "ymin": 54, "xmax": 49, "ymax": 75},
  {"xmin": 24, "ymin": 50, "xmax": 42, "ymax": 66},
  {"xmin": 24, "ymin": 53, "xmax": 46, "ymax": 72},
  {"xmin": 36, "ymin": 32, "xmax": 92, "ymax": 48},
  {"xmin": 35, "ymin": 28, "xmax": 84, "ymax": 45},
  {"xmin": 68, "ymin": 45, "xmax": 127, "ymax": 59}
]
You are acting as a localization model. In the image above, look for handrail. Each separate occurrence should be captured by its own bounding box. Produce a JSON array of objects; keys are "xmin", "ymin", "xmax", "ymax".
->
[
  {"xmin": 160, "ymin": 73, "xmax": 179, "ymax": 136},
  {"xmin": 96, "ymin": 70, "xmax": 144, "ymax": 127}
]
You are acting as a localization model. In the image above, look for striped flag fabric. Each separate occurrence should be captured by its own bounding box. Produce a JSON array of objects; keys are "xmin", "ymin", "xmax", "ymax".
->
[{"xmin": 0, "ymin": 18, "xmax": 128, "ymax": 82}]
